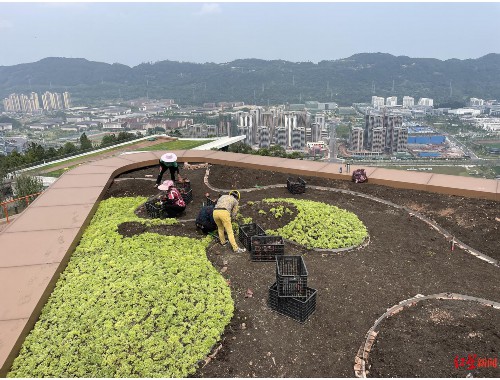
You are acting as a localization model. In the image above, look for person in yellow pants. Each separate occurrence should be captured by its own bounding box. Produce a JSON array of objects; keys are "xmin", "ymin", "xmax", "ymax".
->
[{"xmin": 213, "ymin": 190, "xmax": 246, "ymax": 253}]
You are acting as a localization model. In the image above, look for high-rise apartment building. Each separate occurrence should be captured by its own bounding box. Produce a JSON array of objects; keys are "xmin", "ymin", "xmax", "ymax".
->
[
  {"xmin": 365, "ymin": 112, "xmax": 407, "ymax": 154},
  {"xmin": 372, "ymin": 96, "xmax": 385, "ymax": 108},
  {"xmin": 2, "ymin": 92, "xmax": 42, "ymax": 113},
  {"xmin": 258, "ymin": 126, "xmax": 270, "ymax": 148},
  {"xmin": 314, "ymin": 114, "xmax": 325, "ymax": 130},
  {"xmin": 370, "ymin": 127, "xmax": 384, "ymax": 152},
  {"xmin": 386, "ymin": 97, "xmax": 398, "ymax": 107},
  {"xmin": 349, "ymin": 127, "xmax": 364, "ymax": 152},
  {"xmin": 469, "ymin": 98, "xmax": 484, "ymax": 106},
  {"xmin": 63, "ymin": 92, "xmax": 72, "ymax": 109},
  {"xmin": 291, "ymin": 127, "xmax": 305, "ymax": 150},
  {"xmin": 275, "ymin": 127, "xmax": 287, "ymax": 148},
  {"xmin": 403, "ymin": 96, "xmax": 415, "ymax": 108},
  {"xmin": 310, "ymin": 123, "xmax": 322, "ymax": 143},
  {"xmin": 417, "ymin": 98, "xmax": 434, "ymax": 107}
]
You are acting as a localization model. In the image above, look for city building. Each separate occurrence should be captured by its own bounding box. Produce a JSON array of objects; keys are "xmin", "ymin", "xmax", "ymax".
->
[
  {"xmin": 258, "ymin": 126, "xmax": 270, "ymax": 148},
  {"xmin": 403, "ymin": 96, "xmax": 415, "ymax": 108},
  {"xmin": 469, "ymin": 97, "xmax": 484, "ymax": 106},
  {"xmin": 365, "ymin": 112, "xmax": 407, "ymax": 154},
  {"xmin": 371, "ymin": 96, "xmax": 385, "ymax": 108},
  {"xmin": 349, "ymin": 127, "xmax": 364, "ymax": 152},
  {"xmin": 275, "ymin": 127, "xmax": 287, "ymax": 148},
  {"xmin": 417, "ymin": 98, "xmax": 434, "ymax": 107},
  {"xmin": 2, "ymin": 92, "xmax": 41, "ymax": 113},
  {"xmin": 386, "ymin": 97, "xmax": 398, "ymax": 107},
  {"xmin": 237, "ymin": 125, "xmax": 251, "ymax": 145},
  {"xmin": 63, "ymin": 92, "xmax": 72, "ymax": 109},
  {"xmin": 309, "ymin": 123, "xmax": 322, "ymax": 143},
  {"xmin": 291, "ymin": 127, "xmax": 305, "ymax": 150}
]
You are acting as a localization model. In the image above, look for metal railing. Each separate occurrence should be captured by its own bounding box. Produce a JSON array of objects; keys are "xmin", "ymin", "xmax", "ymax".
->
[{"xmin": 0, "ymin": 192, "xmax": 43, "ymax": 223}]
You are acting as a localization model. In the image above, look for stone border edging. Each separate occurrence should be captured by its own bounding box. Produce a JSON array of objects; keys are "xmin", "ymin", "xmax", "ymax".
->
[
  {"xmin": 353, "ymin": 293, "xmax": 500, "ymax": 378},
  {"xmin": 203, "ymin": 166, "xmax": 499, "ymax": 268}
]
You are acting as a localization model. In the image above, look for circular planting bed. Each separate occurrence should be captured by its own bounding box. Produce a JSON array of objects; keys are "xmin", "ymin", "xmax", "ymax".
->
[
  {"xmin": 367, "ymin": 298, "xmax": 500, "ymax": 378},
  {"xmin": 238, "ymin": 198, "xmax": 368, "ymax": 250},
  {"xmin": 8, "ymin": 163, "xmax": 500, "ymax": 378}
]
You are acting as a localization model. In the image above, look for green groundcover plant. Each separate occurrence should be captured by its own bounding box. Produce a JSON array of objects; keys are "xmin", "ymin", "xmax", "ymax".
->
[
  {"xmin": 264, "ymin": 198, "xmax": 368, "ymax": 249},
  {"xmin": 8, "ymin": 197, "xmax": 233, "ymax": 378}
]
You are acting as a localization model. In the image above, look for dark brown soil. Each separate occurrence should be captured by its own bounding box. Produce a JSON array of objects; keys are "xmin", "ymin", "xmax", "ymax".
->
[
  {"xmin": 209, "ymin": 165, "xmax": 500, "ymax": 261},
  {"xmin": 369, "ymin": 299, "xmax": 500, "ymax": 378},
  {"xmin": 104, "ymin": 163, "xmax": 500, "ymax": 378}
]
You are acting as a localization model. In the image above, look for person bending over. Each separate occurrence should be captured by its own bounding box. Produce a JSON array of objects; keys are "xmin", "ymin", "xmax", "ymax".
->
[
  {"xmin": 158, "ymin": 180, "xmax": 186, "ymax": 218},
  {"xmin": 155, "ymin": 152, "xmax": 180, "ymax": 188},
  {"xmin": 213, "ymin": 190, "xmax": 246, "ymax": 253}
]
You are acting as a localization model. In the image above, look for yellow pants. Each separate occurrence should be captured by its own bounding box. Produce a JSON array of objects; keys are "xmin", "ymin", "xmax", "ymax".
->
[{"xmin": 213, "ymin": 209, "xmax": 239, "ymax": 251}]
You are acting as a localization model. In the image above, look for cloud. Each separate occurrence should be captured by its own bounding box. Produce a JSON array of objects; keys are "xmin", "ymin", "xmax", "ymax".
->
[
  {"xmin": 0, "ymin": 19, "xmax": 13, "ymax": 29},
  {"xmin": 196, "ymin": 3, "xmax": 222, "ymax": 16}
]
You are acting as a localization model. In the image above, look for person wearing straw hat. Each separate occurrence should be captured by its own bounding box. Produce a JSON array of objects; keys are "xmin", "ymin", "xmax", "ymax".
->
[
  {"xmin": 158, "ymin": 179, "xmax": 186, "ymax": 217},
  {"xmin": 155, "ymin": 152, "xmax": 180, "ymax": 188},
  {"xmin": 213, "ymin": 190, "xmax": 246, "ymax": 253}
]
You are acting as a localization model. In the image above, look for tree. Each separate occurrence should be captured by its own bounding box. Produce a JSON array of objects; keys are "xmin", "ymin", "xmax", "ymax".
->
[
  {"xmin": 229, "ymin": 142, "xmax": 252, "ymax": 154},
  {"xmin": 117, "ymin": 131, "xmax": 134, "ymax": 141},
  {"xmin": 24, "ymin": 143, "xmax": 46, "ymax": 163},
  {"xmin": 61, "ymin": 142, "xmax": 77, "ymax": 155},
  {"xmin": 268, "ymin": 145, "xmax": 286, "ymax": 157},
  {"xmin": 12, "ymin": 174, "xmax": 44, "ymax": 198},
  {"xmin": 101, "ymin": 134, "xmax": 117, "ymax": 146},
  {"xmin": 46, "ymin": 147, "xmax": 58, "ymax": 159},
  {"xmin": 79, "ymin": 133, "xmax": 93, "ymax": 150}
]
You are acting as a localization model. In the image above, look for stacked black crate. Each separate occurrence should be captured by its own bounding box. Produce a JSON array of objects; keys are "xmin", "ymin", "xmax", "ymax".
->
[
  {"xmin": 239, "ymin": 223, "xmax": 285, "ymax": 262},
  {"xmin": 268, "ymin": 255, "xmax": 317, "ymax": 323},
  {"xmin": 238, "ymin": 223, "xmax": 266, "ymax": 252}
]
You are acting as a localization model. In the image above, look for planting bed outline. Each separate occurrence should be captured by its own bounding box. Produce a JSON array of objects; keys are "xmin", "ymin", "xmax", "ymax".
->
[
  {"xmin": 353, "ymin": 293, "xmax": 500, "ymax": 378},
  {"xmin": 203, "ymin": 166, "xmax": 499, "ymax": 267}
]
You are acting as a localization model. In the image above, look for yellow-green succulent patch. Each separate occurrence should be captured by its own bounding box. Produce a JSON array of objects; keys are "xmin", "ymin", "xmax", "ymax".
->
[
  {"xmin": 8, "ymin": 197, "xmax": 233, "ymax": 378},
  {"xmin": 264, "ymin": 198, "xmax": 367, "ymax": 249}
]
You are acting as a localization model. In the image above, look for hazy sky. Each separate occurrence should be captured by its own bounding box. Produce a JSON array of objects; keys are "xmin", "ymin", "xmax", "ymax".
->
[{"xmin": 1, "ymin": 2, "xmax": 499, "ymax": 67}]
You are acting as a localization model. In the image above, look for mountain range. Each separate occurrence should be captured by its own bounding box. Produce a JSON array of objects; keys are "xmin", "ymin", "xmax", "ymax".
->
[{"xmin": 1, "ymin": 53, "xmax": 499, "ymax": 107}]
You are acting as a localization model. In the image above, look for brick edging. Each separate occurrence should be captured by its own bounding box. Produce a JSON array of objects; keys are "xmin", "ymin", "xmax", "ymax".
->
[{"xmin": 353, "ymin": 293, "xmax": 500, "ymax": 377}]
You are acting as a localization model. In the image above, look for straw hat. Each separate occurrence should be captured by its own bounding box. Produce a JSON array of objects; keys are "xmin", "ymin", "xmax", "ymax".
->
[
  {"xmin": 158, "ymin": 180, "xmax": 174, "ymax": 190},
  {"xmin": 160, "ymin": 152, "xmax": 177, "ymax": 163}
]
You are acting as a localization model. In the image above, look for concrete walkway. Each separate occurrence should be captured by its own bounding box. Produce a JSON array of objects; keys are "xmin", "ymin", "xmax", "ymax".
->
[{"xmin": 0, "ymin": 150, "xmax": 498, "ymax": 376}]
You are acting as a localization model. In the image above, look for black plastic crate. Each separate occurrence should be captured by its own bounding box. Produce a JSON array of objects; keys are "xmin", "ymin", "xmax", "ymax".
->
[
  {"xmin": 145, "ymin": 201, "xmax": 163, "ymax": 218},
  {"xmin": 287, "ymin": 177, "xmax": 306, "ymax": 194},
  {"xmin": 251, "ymin": 235, "xmax": 285, "ymax": 262},
  {"xmin": 268, "ymin": 282, "xmax": 317, "ymax": 323},
  {"xmin": 180, "ymin": 188, "xmax": 193, "ymax": 204},
  {"xmin": 238, "ymin": 223, "xmax": 266, "ymax": 251},
  {"xmin": 175, "ymin": 179, "xmax": 192, "ymax": 191},
  {"xmin": 276, "ymin": 256, "xmax": 308, "ymax": 298}
]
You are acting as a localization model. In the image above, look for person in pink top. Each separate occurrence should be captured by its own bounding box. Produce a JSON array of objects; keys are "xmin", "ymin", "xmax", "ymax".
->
[{"xmin": 158, "ymin": 180, "xmax": 186, "ymax": 218}]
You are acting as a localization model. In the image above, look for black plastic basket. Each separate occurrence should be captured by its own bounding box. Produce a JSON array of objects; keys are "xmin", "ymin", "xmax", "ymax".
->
[
  {"xmin": 287, "ymin": 177, "xmax": 306, "ymax": 194},
  {"xmin": 180, "ymin": 188, "xmax": 193, "ymax": 204},
  {"xmin": 250, "ymin": 235, "xmax": 285, "ymax": 261},
  {"xmin": 268, "ymin": 282, "xmax": 317, "ymax": 323},
  {"xmin": 145, "ymin": 201, "xmax": 163, "ymax": 218},
  {"xmin": 276, "ymin": 255, "xmax": 308, "ymax": 298},
  {"xmin": 238, "ymin": 223, "xmax": 266, "ymax": 251},
  {"xmin": 175, "ymin": 179, "xmax": 191, "ymax": 191}
]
